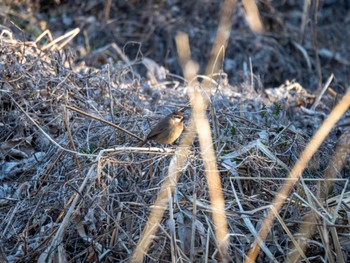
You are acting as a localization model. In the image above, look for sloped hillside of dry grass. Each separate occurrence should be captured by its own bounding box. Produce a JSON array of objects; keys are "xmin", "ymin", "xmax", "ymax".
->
[{"xmin": 1, "ymin": 1, "xmax": 350, "ymax": 262}]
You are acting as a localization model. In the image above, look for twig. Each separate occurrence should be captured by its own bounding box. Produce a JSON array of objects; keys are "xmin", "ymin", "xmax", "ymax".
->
[
  {"xmin": 65, "ymin": 105, "xmax": 143, "ymax": 141},
  {"xmin": 311, "ymin": 73, "xmax": 334, "ymax": 110}
]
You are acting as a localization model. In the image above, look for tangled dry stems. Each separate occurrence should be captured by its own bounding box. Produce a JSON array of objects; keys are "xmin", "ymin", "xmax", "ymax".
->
[{"xmin": 0, "ymin": 32, "xmax": 349, "ymax": 262}]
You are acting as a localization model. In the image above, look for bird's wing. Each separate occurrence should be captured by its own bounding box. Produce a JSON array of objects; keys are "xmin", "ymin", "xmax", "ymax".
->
[{"xmin": 146, "ymin": 118, "xmax": 169, "ymax": 140}]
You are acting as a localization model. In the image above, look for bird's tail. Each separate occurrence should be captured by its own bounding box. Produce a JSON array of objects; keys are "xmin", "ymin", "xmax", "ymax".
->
[{"xmin": 138, "ymin": 140, "xmax": 147, "ymax": 147}]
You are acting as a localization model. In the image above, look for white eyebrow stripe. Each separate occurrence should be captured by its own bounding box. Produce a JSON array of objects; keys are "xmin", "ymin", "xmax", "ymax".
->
[{"xmin": 174, "ymin": 116, "xmax": 183, "ymax": 122}]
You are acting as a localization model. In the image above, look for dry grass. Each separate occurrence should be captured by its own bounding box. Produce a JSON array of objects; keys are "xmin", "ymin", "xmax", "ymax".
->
[{"xmin": 1, "ymin": 1, "xmax": 350, "ymax": 263}]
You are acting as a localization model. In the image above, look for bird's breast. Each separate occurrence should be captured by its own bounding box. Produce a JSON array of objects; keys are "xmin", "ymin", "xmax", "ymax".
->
[{"xmin": 156, "ymin": 122, "xmax": 183, "ymax": 144}]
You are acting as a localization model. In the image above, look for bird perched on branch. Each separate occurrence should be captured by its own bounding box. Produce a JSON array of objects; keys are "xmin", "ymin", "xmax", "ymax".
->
[{"xmin": 139, "ymin": 111, "xmax": 185, "ymax": 147}]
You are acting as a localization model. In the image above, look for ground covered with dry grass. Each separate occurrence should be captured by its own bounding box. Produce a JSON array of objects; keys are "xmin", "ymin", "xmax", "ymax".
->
[{"xmin": 1, "ymin": 1, "xmax": 350, "ymax": 262}]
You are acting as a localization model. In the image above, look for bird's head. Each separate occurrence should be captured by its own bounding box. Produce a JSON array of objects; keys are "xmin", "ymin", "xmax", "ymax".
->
[{"xmin": 171, "ymin": 111, "xmax": 185, "ymax": 123}]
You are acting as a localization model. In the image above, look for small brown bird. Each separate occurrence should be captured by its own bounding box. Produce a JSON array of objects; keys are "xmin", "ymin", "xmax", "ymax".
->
[{"xmin": 139, "ymin": 111, "xmax": 185, "ymax": 147}]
